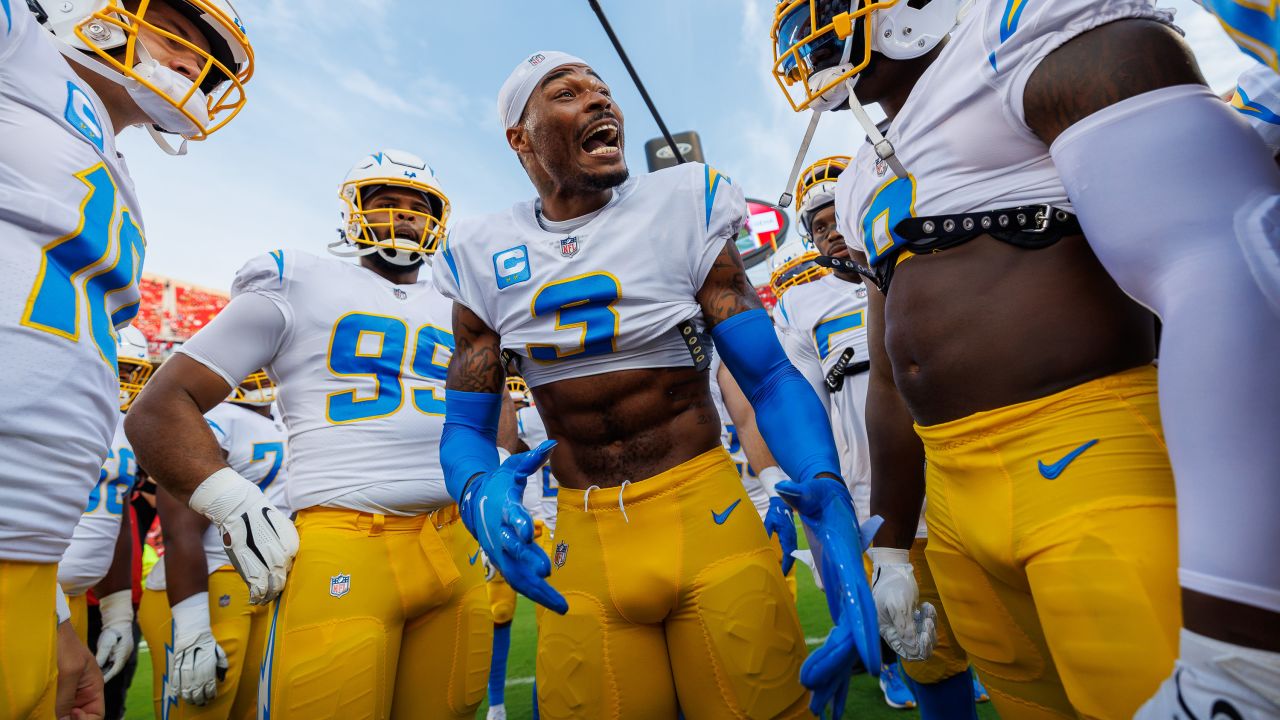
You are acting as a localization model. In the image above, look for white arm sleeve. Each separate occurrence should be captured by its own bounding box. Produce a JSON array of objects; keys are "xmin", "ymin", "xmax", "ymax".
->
[{"xmin": 177, "ymin": 292, "xmax": 287, "ymax": 389}]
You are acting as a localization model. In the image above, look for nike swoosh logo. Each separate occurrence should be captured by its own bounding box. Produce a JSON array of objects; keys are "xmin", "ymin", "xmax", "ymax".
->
[
  {"xmin": 711, "ymin": 499, "xmax": 742, "ymax": 525},
  {"xmin": 468, "ymin": 550, "xmax": 480, "ymax": 566},
  {"xmin": 1038, "ymin": 439, "xmax": 1099, "ymax": 480}
]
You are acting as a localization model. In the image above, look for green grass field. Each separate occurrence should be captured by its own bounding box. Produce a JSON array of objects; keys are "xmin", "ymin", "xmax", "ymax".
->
[{"xmin": 123, "ymin": 556, "xmax": 1000, "ymax": 719}]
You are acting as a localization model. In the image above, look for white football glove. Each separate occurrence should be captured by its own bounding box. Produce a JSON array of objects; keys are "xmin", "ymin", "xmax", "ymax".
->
[
  {"xmin": 95, "ymin": 589, "xmax": 134, "ymax": 682},
  {"xmin": 170, "ymin": 593, "xmax": 228, "ymax": 706},
  {"xmin": 868, "ymin": 547, "xmax": 937, "ymax": 662},
  {"xmin": 189, "ymin": 467, "xmax": 299, "ymax": 604}
]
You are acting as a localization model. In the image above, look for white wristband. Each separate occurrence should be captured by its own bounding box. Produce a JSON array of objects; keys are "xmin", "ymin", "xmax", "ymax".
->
[
  {"xmin": 867, "ymin": 546, "xmax": 911, "ymax": 568},
  {"xmin": 98, "ymin": 589, "xmax": 133, "ymax": 626},
  {"xmin": 189, "ymin": 467, "xmax": 253, "ymax": 525},
  {"xmin": 55, "ymin": 583, "xmax": 71, "ymax": 624},
  {"xmin": 170, "ymin": 592, "xmax": 212, "ymax": 640},
  {"xmin": 757, "ymin": 466, "xmax": 787, "ymax": 498}
]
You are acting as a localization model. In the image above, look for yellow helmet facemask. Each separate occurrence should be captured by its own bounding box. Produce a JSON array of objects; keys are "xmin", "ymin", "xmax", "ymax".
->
[
  {"xmin": 506, "ymin": 376, "xmax": 531, "ymax": 404},
  {"xmin": 771, "ymin": 0, "xmax": 897, "ymax": 113},
  {"xmin": 229, "ymin": 370, "xmax": 275, "ymax": 407},
  {"xmin": 46, "ymin": 0, "xmax": 253, "ymax": 142},
  {"xmin": 117, "ymin": 356, "xmax": 154, "ymax": 411},
  {"xmin": 339, "ymin": 178, "xmax": 451, "ymax": 261},
  {"xmin": 770, "ymin": 251, "xmax": 831, "ymax": 297}
]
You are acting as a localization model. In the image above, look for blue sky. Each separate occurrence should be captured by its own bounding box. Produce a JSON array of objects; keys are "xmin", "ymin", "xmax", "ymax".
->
[{"xmin": 119, "ymin": 0, "xmax": 1257, "ymax": 290}]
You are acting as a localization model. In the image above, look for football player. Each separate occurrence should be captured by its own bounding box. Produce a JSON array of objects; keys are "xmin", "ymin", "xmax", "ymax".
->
[
  {"xmin": 136, "ymin": 370, "xmax": 288, "ymax": 718},
  {"xmin": 0, "ymin": 1, "xmax": 250, "ymax": 716},
  {"xmin": 127, "ymin": 150, "xmax": 506, "ymax": 718},
  {"xmin": 436, "ymin": 51, "xmax": 879, "ymax": 718},
  {"xmin": 771, "ymin": 0, "xmax": 1280, "ymax": 716}
]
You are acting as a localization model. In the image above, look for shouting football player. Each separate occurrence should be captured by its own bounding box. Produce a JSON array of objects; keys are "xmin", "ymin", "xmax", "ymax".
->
[{"xmin": 435, "ymin": 51, "xmax": 878, "ymax": 718}]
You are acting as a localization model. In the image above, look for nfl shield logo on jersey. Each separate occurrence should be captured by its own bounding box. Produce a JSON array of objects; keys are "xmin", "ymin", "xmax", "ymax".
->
[
  {"xmin": 560, "ymin": 236, "xmax": 580, "ymax": 258},
  {"xmin": 329, "ymin": 573, "xmax": 351, "ymax": 598},
  {"xmin": 554, "ymin": 541, "xmax": 569, "ymax": 568}
]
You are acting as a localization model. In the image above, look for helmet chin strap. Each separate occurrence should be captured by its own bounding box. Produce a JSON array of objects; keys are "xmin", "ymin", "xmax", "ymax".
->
[
  {"xmin": 845, "ymin": 78, "xmax": 907, "ymax": 178},
  {"xmin": 779, "ymin": 110, "xmax": 824, "ymax": 208},
  {"xmin": 51, "ymin": 35, "xmax": 193, "ymax": 155}
]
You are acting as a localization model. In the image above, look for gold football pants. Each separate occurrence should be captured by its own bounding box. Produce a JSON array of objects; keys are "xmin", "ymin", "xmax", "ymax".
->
[
  {"xmin": 258, "ymin": 506, "xmax": 491, "ymax": 719},
  {"xmin": 917, "ymin": 365, "xmax": 1180, "ymax": 719},
  {"xmin": 539, "ymin": 448, "xmax": 810, "ymax": 719}
]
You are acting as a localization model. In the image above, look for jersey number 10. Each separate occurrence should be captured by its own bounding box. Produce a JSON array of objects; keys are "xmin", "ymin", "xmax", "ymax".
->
[{"xmin": 21, "ymin": 164, "xmax": 145, "ymax": 368}]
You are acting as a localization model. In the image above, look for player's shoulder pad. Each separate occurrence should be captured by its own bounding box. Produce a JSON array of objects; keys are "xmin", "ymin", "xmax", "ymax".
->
[
  {"xmin": 980, "ymin": 0, "xmax": 1173, "ymax": 77},
  {"xmin": 230, "ymin": 249, "xmax": 311, "ymax": 300}
]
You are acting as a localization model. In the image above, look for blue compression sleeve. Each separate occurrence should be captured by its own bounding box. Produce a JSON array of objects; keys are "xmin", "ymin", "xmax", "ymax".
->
[
  {"xmin": 711, "ymin": 309, "xmax": 841, "ymax": 483},
  {"xmin": 488, "ymin": 621, "xmax": 512, "ymax": 706},
  {"xmin": 441, "ymin": 390, "xmax": 503, "ymax": 501}
]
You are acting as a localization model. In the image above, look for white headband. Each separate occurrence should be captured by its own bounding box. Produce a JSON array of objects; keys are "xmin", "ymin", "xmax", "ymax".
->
[{"xmin": 498, "ymin": 50, "xmax": 589, "ymax": 129}]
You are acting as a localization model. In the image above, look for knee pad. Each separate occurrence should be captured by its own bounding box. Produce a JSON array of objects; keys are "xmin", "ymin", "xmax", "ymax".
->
[{"xmin": 694, "ymin": 553, "xmax": 806, "ymax": 719}]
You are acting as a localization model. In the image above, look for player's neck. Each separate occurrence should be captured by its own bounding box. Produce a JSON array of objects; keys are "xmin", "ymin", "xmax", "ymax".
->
[
  {"xmin": 243, "ymin": 404, "xmax": 272, "ymax": 418},
  {"xmin": 359, "ymin": 255, "xmax": 420, "ymax": 285},
  {"xmin": 536, "ymin": 185, "xmax": 613, "ymax": 222},
  {"xmin": 834, "ymin": 270, "xmax": 861, "ymax": 284},
  {"xmin": 869, "ymin": 42, "xmax": 948, "ymax": 120},
  {"xmin": 70, "ymin": 62, "xmax": 145, "ymax": 135}
]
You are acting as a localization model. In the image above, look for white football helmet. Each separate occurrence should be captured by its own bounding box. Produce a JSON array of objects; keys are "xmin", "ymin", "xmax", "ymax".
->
[
  {"xmin": 116, "ymin": 325, "xmax": 152, "ymax": 411},
  {"xmin": 227, "ymin": 369, "xmax": 274, "ymax": 407},
  {"xmin": 795, "ymin": 155, "xmax": 850, "ymax": 237},
  {"xmin": 331, "ymin": 150, "xmax": 451, "ymax": 267},
  {"xmin": 769, "ymin": 241, "xmax": 829, "ymax": 297},
  {"xmin": 31, "ymin": 0, "xmax": 253, "ymax": 144}
]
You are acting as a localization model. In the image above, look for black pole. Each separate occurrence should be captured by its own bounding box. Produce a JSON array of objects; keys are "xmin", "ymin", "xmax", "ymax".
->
[{"xmin": 587, "ymin": 0, "xmax": 687, "ymax": 165}]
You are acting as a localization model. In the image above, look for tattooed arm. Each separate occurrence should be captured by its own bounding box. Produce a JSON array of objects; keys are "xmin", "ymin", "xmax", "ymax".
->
[
  {"xmin": 696, "ymin": 240, "xmax": 762, "ymax": 329},
  {"xmin": 447, "ymin": 302, "xmax": 506, "ymax": 394}
]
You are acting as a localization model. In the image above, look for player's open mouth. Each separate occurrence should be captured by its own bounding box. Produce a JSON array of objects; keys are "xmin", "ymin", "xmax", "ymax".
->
[{"xmin": 581, "ymin": 121, "xmax": 620, "ymax": 156}]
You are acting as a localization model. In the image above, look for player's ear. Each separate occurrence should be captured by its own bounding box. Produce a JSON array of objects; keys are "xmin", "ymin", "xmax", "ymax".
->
[{"xmin": 506, "ymin": 125, "xmax": 529, "ymax": 155}]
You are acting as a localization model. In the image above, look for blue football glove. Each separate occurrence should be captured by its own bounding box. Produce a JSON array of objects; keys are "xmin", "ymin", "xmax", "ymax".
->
[
  {"xmin": 776, "ymin": 476, "xmax": 882, "ymax": 719},
  {"xmin": 763, "ymin": 496, "xmax": 798, "ymax": 576},
  {"xmin": 458, "ymin": 440, "xmax": 567, "ymax": 615}
]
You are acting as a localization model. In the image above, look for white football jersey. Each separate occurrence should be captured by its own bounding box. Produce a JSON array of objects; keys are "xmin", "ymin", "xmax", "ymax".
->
[
  {"xmin": 516, "ymin": 405, "xmax": 559, "ymax": 531},
  {"xmin": 834, "ymin": 0, "xmax": 1168, "ymax": 271},
  {"xmin": 205, "ymin": 251, "xmax": 454, "ymax": 514},
  {"xmin": 58, "ymin": 415, "xmax": 137, "ymax": 595},
  {"xmin": 0, "ymin": 5, "xmax": 146, "ymax": 563},
  {"xmin": 435, "ymin": 163, "xmax": 745, "ymax": 388},
  {"xmin": 1233, "ymin": 63, "xmax": 1280, "ymax": 156},
  {"xmin": 706, "ymin": 354, "xmax": 769, "ymax": 520}
]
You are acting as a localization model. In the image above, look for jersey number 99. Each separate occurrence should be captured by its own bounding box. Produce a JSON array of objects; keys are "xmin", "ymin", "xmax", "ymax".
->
[{"xmin": 326, "ymin": 312, "xmax": 454, "ymax": 424}]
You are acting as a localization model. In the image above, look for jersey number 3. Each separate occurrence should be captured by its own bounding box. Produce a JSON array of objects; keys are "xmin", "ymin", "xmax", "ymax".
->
[
  {"xmin": 326, "ymin": 312, "xmax": 454, "ymax": 424},
  {"xmin": 526, "ymin": 273, "xmax": 622, "ymax": 362}
]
